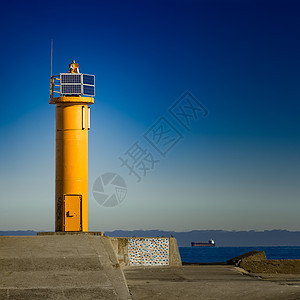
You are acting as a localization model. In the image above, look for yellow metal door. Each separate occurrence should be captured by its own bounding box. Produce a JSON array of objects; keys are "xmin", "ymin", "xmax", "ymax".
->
[{"xmin": 64, "ymin": 195, "xmax": 82, "ymax": 231}]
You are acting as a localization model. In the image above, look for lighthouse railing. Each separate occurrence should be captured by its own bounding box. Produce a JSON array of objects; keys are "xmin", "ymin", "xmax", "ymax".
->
[{"xmin": 50, "ymin": 75, "xmax": 61, "ymax": 98}]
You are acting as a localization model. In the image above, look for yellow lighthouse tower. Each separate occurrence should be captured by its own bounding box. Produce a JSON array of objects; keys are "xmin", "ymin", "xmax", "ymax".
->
[{"xmin": 49, "ymin": 61, "xmax": 95, "ymax": 232}]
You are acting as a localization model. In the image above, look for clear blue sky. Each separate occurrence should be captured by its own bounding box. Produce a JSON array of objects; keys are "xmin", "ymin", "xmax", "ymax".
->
[{"xmin": 0, "ymin": 0, "xmax": 299, "ymax": 231}]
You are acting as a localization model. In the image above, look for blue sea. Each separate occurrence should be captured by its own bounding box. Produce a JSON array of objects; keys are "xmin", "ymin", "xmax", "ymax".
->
[{"xmin": 179, "ymin": 246, "xmax": 300, "ymax": 263}]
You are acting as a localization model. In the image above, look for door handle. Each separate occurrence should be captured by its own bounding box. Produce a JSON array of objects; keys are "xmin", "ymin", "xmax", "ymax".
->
[{"xmin": 66, "ymin": 211, "xmax": 74, "ymax": 217}]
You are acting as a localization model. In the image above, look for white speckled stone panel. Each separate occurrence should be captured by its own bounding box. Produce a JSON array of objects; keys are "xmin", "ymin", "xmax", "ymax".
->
[{"xmin": 128, "ymin": 238, "xmax": 169, "ymax": 266}]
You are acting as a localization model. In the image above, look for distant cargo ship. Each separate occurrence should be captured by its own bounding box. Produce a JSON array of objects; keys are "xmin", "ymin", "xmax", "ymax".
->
[{"xmin": 191, "ymin": 239, "xmax": 215, "ymax": 247}]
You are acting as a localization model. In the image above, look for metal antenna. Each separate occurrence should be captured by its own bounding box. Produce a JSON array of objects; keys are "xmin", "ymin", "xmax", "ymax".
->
[{"xmin": 50, "ymin": 39, "xmax": 53, "ymax": 77}]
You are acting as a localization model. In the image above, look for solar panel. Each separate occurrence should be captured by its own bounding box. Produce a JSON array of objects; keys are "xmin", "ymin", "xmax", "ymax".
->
[
  {"xmin": 61, "ymin": 85, "xmax": 81, "ymax": 94},
  {"xmin": 83, "ymin": 85, "xmax": 95, "ymax": 96},
  {"xmin": 61, "ymin": 74, "xmax": 81, "ymax": 83},
  {"xmin": 60, "ymin": 73, "xmax": 95, "ymax": 96},
  {"xmin": 83, "ymin": 74, "xmax": 95, "ymax": 85}
]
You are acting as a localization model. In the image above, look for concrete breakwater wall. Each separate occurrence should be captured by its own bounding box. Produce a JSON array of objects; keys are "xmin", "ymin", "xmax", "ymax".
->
[
  {"xmin": 227, "ymin": 250, "xmax": 300, "ymax": 274},
  {"xmin": 37, "ymin": 233, "xmax": 182, "ymax": 267},
  {"xmin": 0, "ymin": 234, "xmax": 131, "ymax": 299}
]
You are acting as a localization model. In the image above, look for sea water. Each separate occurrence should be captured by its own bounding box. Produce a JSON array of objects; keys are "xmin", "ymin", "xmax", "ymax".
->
[{"xmin": 179, "ymin": 246, "xmax": 300, "ymax": 263}]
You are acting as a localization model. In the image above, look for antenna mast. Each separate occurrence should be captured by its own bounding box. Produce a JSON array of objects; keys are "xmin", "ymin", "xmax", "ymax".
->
[{"xmin": 50, "ymin": 39, "xmax": 53, "ymax": 77}]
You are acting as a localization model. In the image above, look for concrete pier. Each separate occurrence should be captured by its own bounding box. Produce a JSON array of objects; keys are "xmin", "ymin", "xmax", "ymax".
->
[
  {"xmin": 124, "ymin": 265, "xmax": 300, "ymax": 300},
  {"xmin": 1, "ymin": 235, "xmax": 300, "ymax": 299}
]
